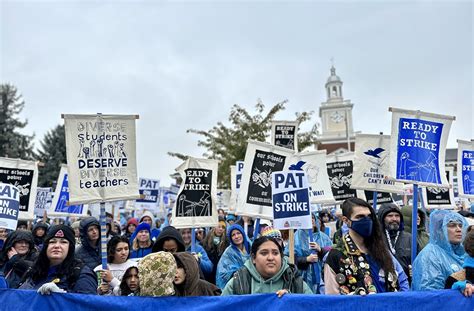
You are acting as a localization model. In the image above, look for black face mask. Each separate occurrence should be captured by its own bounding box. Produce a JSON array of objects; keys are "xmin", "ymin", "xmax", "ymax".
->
[{"xmin": 349, "ymin": 217, "xmax": 373, "ymax": 238}]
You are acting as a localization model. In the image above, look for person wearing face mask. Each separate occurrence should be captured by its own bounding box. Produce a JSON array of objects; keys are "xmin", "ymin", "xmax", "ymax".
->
[
  {"xmin": 0, "ymin": 230, "xmax": 37, "ymax": 288},
  {"xmin": 377, "ymin": 203, "xmax": 414, "ymax": 284},
  {"xmin": 324, "ymin": 198, "xmax": 409, "ymax": 295},
  {"xmin": 94, "ymin": 236, "xmax": 137, "ymax": 295},
  {"xmin": 221, "ymin": 236, "xmax": 312, "ymax": 296},
  {"xmin": 412, "ymin": 210, "xmax": 468, "ymax": 291}
]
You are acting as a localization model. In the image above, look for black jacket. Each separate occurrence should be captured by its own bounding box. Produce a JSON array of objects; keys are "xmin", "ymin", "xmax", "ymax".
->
[
  {"xmin": 75, "ymin": 217, "xmax": 101, "ymax": 270},
  {"xmin": 0, "ymin": 230, "xmax": 38, "ymax": 288},
  {"xmin": 152, "ymin": 226, "xmax": 185, "ymax": 253},
  {"xmin": 377, "ymin": 204, "xmax": 413, "ymax": 282}
]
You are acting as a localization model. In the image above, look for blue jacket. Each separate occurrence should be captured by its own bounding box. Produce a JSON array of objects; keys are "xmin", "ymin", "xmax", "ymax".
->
[
  {"xmin": 413, "ymin": 210, "xmax": 468, "ymax": 291},
  {"xmin": 293, "ymin": 228, "xmax": 333, "ymax": 293},
  {"xmin": 130, "ymin": 247, "xmax": 152, "ymax": 259},
  {"xmin": 216, "ymin": 224, "xmax": 251, "ymax": 289},
  {"xmin": 186, "ymin": 243, "xmax": 213, "ymax": 276}
]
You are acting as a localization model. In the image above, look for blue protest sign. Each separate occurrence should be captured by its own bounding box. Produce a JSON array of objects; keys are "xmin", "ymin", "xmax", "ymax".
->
[
  {"xmin": 0, "ymin": 183, "xmax": 20, "ymax": 230},
  {"xmin": 272, "ymin": 171, "xmax": 311, "ymax": 230},
  {"xmin": 457, "ymin": 140, "xmax": 474, "ymax": 198},
  {"xmin": 49, "ymin": 165, "xmax": 85, "ymax": 216}
]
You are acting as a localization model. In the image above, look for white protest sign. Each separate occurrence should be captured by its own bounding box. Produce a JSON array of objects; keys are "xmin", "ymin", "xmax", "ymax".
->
[
  {"xmin": 272, "ymin": 171, "xmax": 312, "ymax": 230},
  {"xmin": 352, "ymin": 134, "xmax": 404, "ymax": 193},
  {"xmin": 237, "ymin": 140, "xmax": 295, "ymax": 219},
  {"xmin": 64, "ymin": 114, "xmax": 140, "ymax": 205},
  {"xmin": 229, "ymin": 165, "xmax": 237, "ymax": 212},
  {"xmin": 0, "ymin": 183, "xmax": 20, "ymax": 230},
  {"xmin": 34, "ymin": 187, "xmax": 52, "ymax": 216},
  {"xmin": 422, "ymin": 167, "xmax": 455, "ymax": 208},
  {"xmin": 217, "ymin": 189, "xmax": 232, "ymax": 211},
  {"xmin": 285, "ymin": 150, "xmax": 335, "ymax": 204},
  {"xmin": 135, "ymin": 178, "xmax": 160, "ymax": 212},
  {"xmin": 389, "ymin": 108, "xmax": 454, "ymax": 187},
  {"xmin": 457, "ymin": 140, "xmax": 474, "ymax": 199},
  {"xmin": 49, "ymin": 165, "xmax": 88, "ymax": 217},
  {"xmin": 271, "ymin": 120, "xmax": 298, "ymax": 151},
  {"xmin": 0, "ymin": 157, "xmax": 38, "ymax": 220},
  {"xmin": 171, "ymin": 157, "xmax": 218, "ymax": 229}
]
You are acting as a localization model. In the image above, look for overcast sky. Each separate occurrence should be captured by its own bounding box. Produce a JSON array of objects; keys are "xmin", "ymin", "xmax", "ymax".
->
[{"xmin": 1, "ymin": 1, "xmax": 472, "ymax": 187}]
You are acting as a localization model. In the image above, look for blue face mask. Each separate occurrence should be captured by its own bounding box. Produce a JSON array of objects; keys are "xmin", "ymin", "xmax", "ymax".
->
[{"xmin": 350, "ymin": 216, "xmax": 373, "ymax": 238}]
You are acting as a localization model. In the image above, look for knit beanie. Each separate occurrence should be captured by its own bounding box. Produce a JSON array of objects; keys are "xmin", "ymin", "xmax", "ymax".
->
[
  {"xmin": 260, "ymin": 226, "xmax": 282, "ymax": 240},
  {"xmin": 45, "ymin": 225, "xmax": 76, "ymax": 246}
]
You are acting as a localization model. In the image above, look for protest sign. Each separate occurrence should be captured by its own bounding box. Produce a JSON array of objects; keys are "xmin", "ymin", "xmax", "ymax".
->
[
  {"xmin": 389, "ymin": 108, "xmax": 454, "ymax": 187},
  {"xmin": 272, "ymin": 171, "xmax": 312, "ymax": 230},
  {"xmin": 0, "ymin": 183, "xmax": 20, "ymax": 230},
  {"xmin": 422, "ymin": 167, "xmax": 455, "ymax": 208},
  {"xmin": 357, "ymin": 190, "xmax": 393, "ymax": 205},
  {"xmin": 34, "ymin": 187, "xmax": 52, "ymax": 216},
  {"xmin": 0, "ymin": 157, "xmax": 38, "ymax": 220},
  {"xmin": 49, "ymin": 165, "xmax": 88, "ymax": 217},
  {"xmin": 63, "ymin": 114, "xmax": 140, "ymax": 205},
  {"xmin": 285, "ymin": 150, "xmax": 335, "ymax": 204},
  {"xmin": 237, "ymin": 140, "xmax": 295, "ymax": 219},
  {"xmin": 217, "ymin": 189, "xmax": 231, "ymax": 211},
  {"xmin": 352, "ymin": 134, "xmax": 404, "ymax": 193},
  {"xmin": 457, "ymin": 140, "xmax": 474, "ymax": 199},
  {"xmin": 271, "ymin": 121, "xmax": 298, "ymax": 151},
  {"xmin": 326, "ymin": 153, "xmax": 357, "ymax": 203},
  {"xmin": 135, "ymin": 178, "xmax": 160, "ymax": 212},
  {"xmin": 171, "ymin": 157, "xmax": 218, "ymax": 228}
]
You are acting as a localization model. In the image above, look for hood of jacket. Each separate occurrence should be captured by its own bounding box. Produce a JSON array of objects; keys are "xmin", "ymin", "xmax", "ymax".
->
[
  {"xmin": 152, "ymin": 226, "xmax": 185, "ymax": 253},
  {"xmin": 173, "ymin": 252, "xmax": 200, "ymax": 295},
  {"xmin": 242, "ymin": 256, "xmax": 289, "ymax": 292},
  {"xmin": 1, "ymin": 230, "xmax": 36, "ymax": 264},
  {"xmin": 429, "ymin": 210, "xmax": 468, "ymax": 260},
  {"xmin": 32, "ymin": 222, "xmax": 48, "ymax": 236},
  {"xmin": 79, "ymin": 216, "xmax": 100, "ymax": 250},
  {"xmin": 377, "ymin": 203, "xmax": 404, "ymax": 232},
  {"xmin": 227, "ymin": 224, "xmax": 250, "ymax": 254},
  {"xmin": 138, "ymin": 251, "xmax": 176, "ymax": 296},
  {"xmin": 140, "ymin": 211, "xmax": 155, "ymax": 228}
]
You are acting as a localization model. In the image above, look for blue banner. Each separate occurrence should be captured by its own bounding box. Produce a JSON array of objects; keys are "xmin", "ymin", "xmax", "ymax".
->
[
  {"xmin": 462, "ymin": 149, "xmax": 474, "ymax": 195},
  {"xmin": 396, "ymin": 118, "xmax": 443, "ymax": 184},
  {"xmin": 53, "ymin": 173, "xmax": 83, "ymax": 214},
  {"xmin": 0, "ymin": 289, "xmax": 472, "ymax": 311}
]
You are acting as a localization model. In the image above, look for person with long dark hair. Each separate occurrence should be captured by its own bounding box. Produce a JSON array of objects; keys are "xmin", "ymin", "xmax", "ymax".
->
[
  {"xmin": 221, "ymin": 236, "xmax": 312, "ymax": 296},
  {"xmin": 19, "ymin": 225, "xmax": 97, "ymax": 294},
  {"xmin": 118, "ymin": 266, "xmax": 139, "ymax": 296},
  {"xmin": 94, "ymin": 236, "xmax": 137, "ymax": 295},
  {"xmin": 324, "ymin": 198, "xmax": 409, "ymax": 295}
]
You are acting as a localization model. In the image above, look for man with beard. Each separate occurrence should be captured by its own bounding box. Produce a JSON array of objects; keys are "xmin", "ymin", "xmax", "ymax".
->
[{"xmin": 377, "ymin": 203, "xmax": 415, "ymax": 283}]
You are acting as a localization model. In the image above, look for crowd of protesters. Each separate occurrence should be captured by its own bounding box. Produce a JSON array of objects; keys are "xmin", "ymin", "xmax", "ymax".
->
[{"xmin": 1, "ymin": 198, "xmax": 474, "ymax": 299}]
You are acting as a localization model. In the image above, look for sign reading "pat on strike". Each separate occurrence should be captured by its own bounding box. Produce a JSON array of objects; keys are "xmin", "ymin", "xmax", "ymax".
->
[{"xmin": 271, "ymin": 171, "xmax": 312, "ymax": 230}]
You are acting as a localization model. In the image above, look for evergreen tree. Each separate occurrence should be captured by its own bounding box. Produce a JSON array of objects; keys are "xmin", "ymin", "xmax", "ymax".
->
[
  {"xmin": 37, "ymin": 124, "xmax": 66, "ymax": 187},
  {"xmin": 169, "ymin": 99, "xmax": 318, "ymax": 188},
  {"xmin": 0, "ymin": 84, "xmax": 35, "ymax": 159}
]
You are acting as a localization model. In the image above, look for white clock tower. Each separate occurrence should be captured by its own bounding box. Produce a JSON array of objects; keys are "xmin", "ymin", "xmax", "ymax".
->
[{"xmin": 318, "ymin": 66, "xmax": 355, "ymax": 154}]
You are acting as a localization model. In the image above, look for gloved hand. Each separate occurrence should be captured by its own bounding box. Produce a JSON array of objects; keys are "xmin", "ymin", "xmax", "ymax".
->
[{"xmin": 37, "ymin": 282, "xmax": 66, "ymax": 295}]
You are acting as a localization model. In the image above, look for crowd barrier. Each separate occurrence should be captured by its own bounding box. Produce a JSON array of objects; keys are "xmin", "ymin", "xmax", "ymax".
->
[{"xmin": 0, "ymin": 288, "xmax": 472, "ymax": 311}]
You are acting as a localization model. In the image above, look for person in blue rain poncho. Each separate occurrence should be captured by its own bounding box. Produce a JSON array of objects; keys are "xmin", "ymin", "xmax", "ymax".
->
[
  {"xmin": 216, "ymin": 224, "xmax": 251, "ymax": 289},
  {"xmin": 413, "ymin": 209, "xmax": 468, "ymax": 291},
  {"xmin": 292, "ymin": 213, "xmax": 333, "ymax": 293}
]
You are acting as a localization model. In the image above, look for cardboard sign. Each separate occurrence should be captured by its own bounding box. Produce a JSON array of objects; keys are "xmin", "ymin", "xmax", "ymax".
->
[
  {"xmin": 236, "ymin": 140, "xmax": 295, "ymax": 219},
  {"xmin": 49, "ymin": 165, "xmax": 88, "ymax": 217},
  {"xmin": 457, "ymin": 140, "xmax": 474, "ymax": 199},
  {"xmin": 64, "ymin": 114, "xmax": 140, "ymax": 205},
  {"xmin": 326, "ymin": 153, "xmax": 357, "ymax": 203},
  {"xmin": 389, "ymin": 108, "xmax": 454, "ymax": 187},
  {"xmin": 0, "ymin": 157, "xmax": 38, "ymax": 220},
  {"xmin": 352, "ymin": 134, "xmax": 404, "ymax": 193},
  {"xmin": 171, "ymin": 157, "xmax": 218, "ymax": 228},
  {"xmin": 0, "ymin": 183, "xmax": 20, "ymax": 230},
  {"xmin": 271, "ymin": 121, "xmax": 298, "ymax": 151},
  {"xmin": 272, "ymin": 171, "xmax": 312, "ymax": 230}
]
